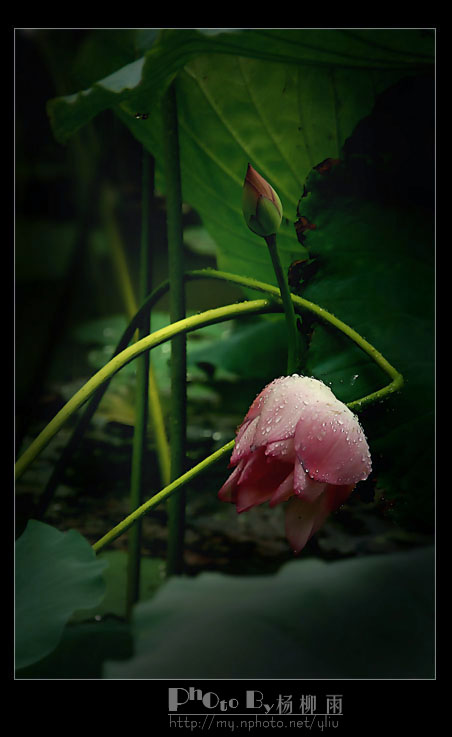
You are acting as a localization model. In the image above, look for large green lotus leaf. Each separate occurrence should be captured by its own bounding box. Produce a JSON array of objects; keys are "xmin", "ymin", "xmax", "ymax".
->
[
  {"xmin": 303, "ymin": 232, "xmax": 434, "ymax": 529},
  {"xmin": 47, "ymin": 29, "xmax": 434, "ymax": 144},
  {"xmin": 302, "ymin": 196, "xmax": 434, "ymax": 403},
  {"xmin": 116, "ymin": 56, "xmax": 430, "ymax": 288},
  {"xmin": 295, "ymin": 72, "xmax": 435, "ymax": 530},
  {"xmin": 15, "ymin": 520, "xmax": 107, "ymax": 670},
  {"xmin": 104, "ymin": 546, "xmax": 434, "ymax": 679},
  {"xmin": 47, "ymin": 29, "xmax": 433, "ymax": 289}
]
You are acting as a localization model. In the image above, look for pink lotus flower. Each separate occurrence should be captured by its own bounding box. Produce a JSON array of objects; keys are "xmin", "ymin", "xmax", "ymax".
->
[{"xmin": 218, "ymin": 375, "xmax": 372, "ymax": 553}]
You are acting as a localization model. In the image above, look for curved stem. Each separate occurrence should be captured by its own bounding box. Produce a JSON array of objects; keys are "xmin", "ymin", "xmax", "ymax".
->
[
  {"xmin": 17, "ymin": 269, "xmax": 403, "ymax": 483},
  {"xmin": 92, "ymin": 440, "xmax": 235, "ymax": 554},
  {"xmin": 114, "ymin": 268, "xmax": 403, "ymax": 406},
  {"xmin": 101, "ymin": 180, "xmax": 171, "ymax": 488},
  {"xmin": 184, "ymin": 270, "xmax": 403, "ymax": 408},
  {"xmin": 15, "ymin": 265, "xmax": 404, "ymax": 556},
  {"xmin": 90, "ymin": 314, "xmax": 402, "ymax": 556},
  {"xmin": 185, "ymin": 269, "xmax": 403, "ymax": 409},
  {"xmin": 162, "ymin": 81, "xmax": 187, "ymax": 576},
  {"xmin": 14, "ymin": 299, "xmax": 281, "ymax": 481},
  {"xmin": 264, "ymin": 234, "xmax": 300, "ymax": 374}
]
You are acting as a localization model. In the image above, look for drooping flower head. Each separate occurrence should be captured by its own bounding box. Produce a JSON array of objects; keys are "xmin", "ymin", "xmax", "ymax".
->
[
  {"xmin": 218, "ymin": 375, "xmax": 372, "ymax": 553},
  {"xmin": 242, "ymin": 164, "xmax": 283, "ymax": 237}
]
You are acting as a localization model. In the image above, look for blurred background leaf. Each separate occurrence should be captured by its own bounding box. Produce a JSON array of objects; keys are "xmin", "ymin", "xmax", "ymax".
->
[{"xmin": 104, "ymin": 545, "xmax": 434, "ymax": 679}]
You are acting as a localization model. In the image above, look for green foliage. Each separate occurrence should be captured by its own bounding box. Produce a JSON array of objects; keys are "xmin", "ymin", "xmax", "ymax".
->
[
  {"xmin": 15, "ymin": 30, "xmax": 435, "ymax": 679},
  {"xmin": 47, "ymin": 29, "xmax": 434, "ymax": 144},
  {"xmin": 16, "ymin": 620, "xmax": 133, "ymax": 679},
  {"xmin": 70, "ymin": 550, "xmax": 166, "ymax": 621},
  {"xmin": 104, "ymin": 546, "xmax": 434, "ymax": 679},
  {"xmin": 299, "ymin": 74, "xmax": 434, "ymax": 531},
  {"xmin": 15, "ymin": 520, "xmax": 107, "ymax": 670},
  {"xmin": 188, "ymin": 315, "xmax": 289, "ymax": 381},
  {"xmin": 47, "ymin": 29, "xmax": 433, "ymax": 290},
  {"xmin": 183, "ymin": 224, "xmax": 218, "ymax": 256},
  {"xmin": 42, "ymin": 29, "xmax": 434, "ymax": 530}
]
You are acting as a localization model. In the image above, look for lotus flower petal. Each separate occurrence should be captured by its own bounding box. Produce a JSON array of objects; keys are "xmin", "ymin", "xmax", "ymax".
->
[
  {"xmin": 293, "ymin": 459, "xmax": 326, "ymax": 502},
  {"xmin": 265, "ymin": 438, "xmax": 295, "ymax": 462},
  {"xmin": 284, "ymin": 495, "xmax": 325, "ymax": 553},
  {"xmin": 294, "ymin": 402, "xmax": 372, "ymax": 485},
  {"xmin": 269, "ymin": 471, "xmax": 295, "ymax": 507},
  {"xmin": 230, "ymin": 416, "xmax": 260, "ymax": 464},
  {"xmin": 218, "ymin": 461, "xmax": 244, "ymax": 503}
]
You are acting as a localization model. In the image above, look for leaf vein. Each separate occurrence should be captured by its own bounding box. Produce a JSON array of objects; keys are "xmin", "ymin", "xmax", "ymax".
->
[{"xmin": 237, "ymin": 58, "xmax": 302, "ymax": 204}]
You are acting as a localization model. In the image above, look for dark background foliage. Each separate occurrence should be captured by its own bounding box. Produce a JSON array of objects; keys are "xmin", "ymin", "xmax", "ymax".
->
[{"xmin": 15, "ymin": 29, "xmax": 435, "ymax": 682}]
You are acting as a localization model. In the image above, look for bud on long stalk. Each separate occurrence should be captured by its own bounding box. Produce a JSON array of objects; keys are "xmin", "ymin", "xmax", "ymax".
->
[{"xmin": 242, "ymin": 164, "xmax": 299, "ymax": 373}]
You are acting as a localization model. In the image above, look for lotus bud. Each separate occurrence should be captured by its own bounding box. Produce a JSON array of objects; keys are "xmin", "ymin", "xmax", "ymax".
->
[{"xmin": 242, "ymin": 164, "xmax": 283, "ymax": 237}]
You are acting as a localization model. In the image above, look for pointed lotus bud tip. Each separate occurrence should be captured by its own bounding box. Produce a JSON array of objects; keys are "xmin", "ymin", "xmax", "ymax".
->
[{"xmin": 242, "ymin": 163, "xmax": 283, "ymax": 237}]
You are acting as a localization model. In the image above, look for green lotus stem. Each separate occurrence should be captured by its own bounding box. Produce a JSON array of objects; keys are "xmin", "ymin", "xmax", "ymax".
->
[
  {"xmin": 14, "ymin": 299, "xmax": 281, "ymax": 482},
  {"xmin": 264, "ymin": 234, "xmax": 300, "ymax": 374},
  {"xmin": 162, "ymin": 80, "xmax": 187, "ymax": 576},
  {"xmin": 126, "ymin": 330, "xmax": 149, "ymax": 614},
  {"xmin": 92, "ymin": 440, "xmax": 235, "ymax": 554},
  {"xmin": 126, "ymin": 149, "xmax": 153, "ymax": 617}
]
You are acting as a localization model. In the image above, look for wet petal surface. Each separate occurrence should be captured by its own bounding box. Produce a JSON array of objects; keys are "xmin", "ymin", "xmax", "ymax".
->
[{"xmin": 294, "ymin": 403, "xmax": 372, "ymax": 485}]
